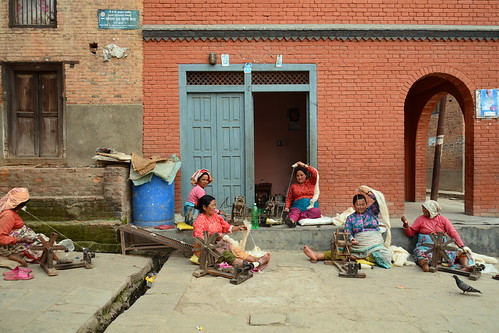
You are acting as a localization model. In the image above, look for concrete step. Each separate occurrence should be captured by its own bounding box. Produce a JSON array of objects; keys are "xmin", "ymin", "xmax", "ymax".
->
[{"xmin": 152, "ymin": 224, "xmax": 499, "ymax": 257}]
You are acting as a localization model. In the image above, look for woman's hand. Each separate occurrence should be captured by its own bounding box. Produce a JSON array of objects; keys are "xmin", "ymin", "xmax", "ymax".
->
[
  {"xmin": 358, "ymin": 186, "xmax": 371, "ymax": 194},
  {"xmin": 350, "ymin": 238, "xmax": 359, "ymax": 246},
  {"xmin": 401, "ymin": 216, "xmax": 409, "ymax": 229},
  {"xmin": 283, "ymin": 208, "xmax": 289, "ymax": 213},
  {"xmin": 17, "ymin": 237, "xmax": 34, "ymax": 244},
  {"xmin": 234, "ymin": 225, "xmax": 247, "ymax": 232}
]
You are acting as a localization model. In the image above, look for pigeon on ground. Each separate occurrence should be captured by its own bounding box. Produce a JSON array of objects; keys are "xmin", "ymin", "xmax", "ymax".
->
[{"xmin": 452, "ymin": 275, "xmax": 482, "ymax": 294}]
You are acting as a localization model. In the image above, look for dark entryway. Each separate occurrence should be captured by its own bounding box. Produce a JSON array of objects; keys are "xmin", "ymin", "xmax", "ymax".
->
[{"xmin": 253, "ymin": 92, "xmax": 308, "ymax": 199}]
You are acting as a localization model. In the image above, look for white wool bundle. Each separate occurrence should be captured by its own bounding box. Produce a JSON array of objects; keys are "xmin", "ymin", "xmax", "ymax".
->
[
  {"xmin": 222, "ymin": 234, "xmax": 239, "ymax": 247},
  {"xmin": 228, "ymin": 220, "xmax": 268, "ymax": 258},
  {"xmin": 307, "ymin": 166, "xmax": 320, "ymax": 210},
  {"xmin": 362, "ymin": 186, "xmax": 392, "ymax": 247},
  {"xmin": 331, "ymin": 207, "xmax": 355, "ymax": 226},
  {"xmin": 238, "ymin": 219, "xmax": 252, "ymax": 250},
  {"xmin": 390, "ymin": 245, "xmax": 416, "ymax": 267}
]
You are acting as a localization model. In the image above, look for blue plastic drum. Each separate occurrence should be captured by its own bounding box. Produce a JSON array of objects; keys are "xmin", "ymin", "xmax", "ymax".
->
[{"xmin": 132, "ymin": 175, "xmax": 174, "ymax": 227}]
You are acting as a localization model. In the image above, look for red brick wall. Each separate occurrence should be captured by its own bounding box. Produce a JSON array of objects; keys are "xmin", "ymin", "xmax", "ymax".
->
[
  {"xmin": 143, "ymin": 1, "xmax": 499, "ymax": 25},
  {"xmin": 140, "ymin": 1, "xmax": 499, "ymax": 217},
  {"xmin": 141, "ymin": 38, "xmax": 498, "ymax": 216}
]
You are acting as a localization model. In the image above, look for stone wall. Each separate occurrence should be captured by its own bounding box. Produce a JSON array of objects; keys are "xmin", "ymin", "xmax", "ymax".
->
[{"xmin": 0, "ymin": 165, "xmax": 132, "ymax": 222}]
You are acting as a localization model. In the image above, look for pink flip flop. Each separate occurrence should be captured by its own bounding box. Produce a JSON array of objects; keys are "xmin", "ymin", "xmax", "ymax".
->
[
  {"xmin": 3, "ymin": 266, "xmax": 32, "ymax": 276},
  {"xmin": 154, "ymin": 224, "xmax": 175, "ymax": 230},
  {"xmin": 4, "ymin": 270, "xmax": 34, "ymax": 281}
]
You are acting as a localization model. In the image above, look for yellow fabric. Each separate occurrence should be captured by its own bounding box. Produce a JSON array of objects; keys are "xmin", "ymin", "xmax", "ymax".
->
[
  {"xmin": 177, "ymin": 222, "xmax": 194, "ymax": 230},
  {"xmin": 355, "ymin": 259, "xmax": 376, "ymax": 266},
  {"xmin": 189, "ymin": 254, "xmax": 199, "ymax": 265}
]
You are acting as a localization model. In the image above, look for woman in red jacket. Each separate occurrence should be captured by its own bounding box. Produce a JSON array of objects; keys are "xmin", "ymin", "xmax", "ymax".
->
[
  {"xmin": 0, "ymin": 188, "xmax": 38, "ymax": 267},
  {"xmin": 283, "ymin": 161, "xmax": 321, "ymax": 228}
]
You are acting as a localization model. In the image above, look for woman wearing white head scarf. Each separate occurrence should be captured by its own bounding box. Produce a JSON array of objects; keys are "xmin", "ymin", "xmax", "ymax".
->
[{"xmin": 401, "ymin": 200, "xmax": 471, "ymax": 272}]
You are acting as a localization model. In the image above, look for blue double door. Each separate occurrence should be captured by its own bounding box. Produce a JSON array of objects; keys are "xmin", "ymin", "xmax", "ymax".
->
[{"xmin": 182, "ymin": 93, "xmax": 248, "ymax": 209}]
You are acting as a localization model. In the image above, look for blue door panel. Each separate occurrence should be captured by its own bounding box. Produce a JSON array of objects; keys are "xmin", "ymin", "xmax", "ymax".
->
[{"xmin": 183, "ymin": 93, "xmax": 245, "ymax": 206}]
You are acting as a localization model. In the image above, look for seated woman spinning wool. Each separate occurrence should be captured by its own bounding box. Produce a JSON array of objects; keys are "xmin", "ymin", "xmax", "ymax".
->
[
  {"xmin": 0, "ymin": 188, "xmax": 43, "ymax": 269},
  {"xmin": 284, "ymin": 161, "xmax": 321, "ymax": 228},
  {"xmin": 303, "ymin": 186, "xmax": 392, "ymax": 268},
  {"xmin": 401, "ymin": 200, "xmax": 474, "ymax": 272},
  {"xmin": 193, "ymin": 195, "xmax": 270, "ymax": 270}
]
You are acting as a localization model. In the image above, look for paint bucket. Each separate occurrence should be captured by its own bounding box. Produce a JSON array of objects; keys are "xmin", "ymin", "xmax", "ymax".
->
[{"xmin": 132, "ymin": 174, "xmax": 174, "ymax": 227}]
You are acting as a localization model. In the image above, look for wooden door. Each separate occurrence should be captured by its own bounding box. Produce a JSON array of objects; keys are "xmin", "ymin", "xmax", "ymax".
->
[
  {"xmin": 182, "ymin": 93, "xmax": 246, "ymax": 206},
  {"xmin": 8, "ymin": 69, "xmax": 61, "ymax": 159}
]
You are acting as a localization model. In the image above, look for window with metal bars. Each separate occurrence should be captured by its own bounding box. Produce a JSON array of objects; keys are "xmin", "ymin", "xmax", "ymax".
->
[{"xmin": 9, "ymin": 0, "xmax": 57, "ymax": 28}]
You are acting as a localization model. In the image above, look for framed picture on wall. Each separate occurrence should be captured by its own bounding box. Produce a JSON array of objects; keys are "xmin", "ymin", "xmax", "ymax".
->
[{"xmin": 476, "ymin": 89, "xmax": 499, "ymax": 118}]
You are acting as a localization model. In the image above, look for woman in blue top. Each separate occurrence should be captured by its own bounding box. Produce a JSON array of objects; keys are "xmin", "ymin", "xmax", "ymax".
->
[
  {"xmin": 344, "ymin": 186, "xmax": 392, "ymax": 268},
  {"xmin": 303, "ymin": 186, "xmax": 392, "ymax": 268}
]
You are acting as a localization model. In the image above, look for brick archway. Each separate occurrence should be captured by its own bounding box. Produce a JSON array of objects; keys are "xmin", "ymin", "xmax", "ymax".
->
[{"xmin": 404, "ymin": 70, "xmax": 475, "ymax": 213}]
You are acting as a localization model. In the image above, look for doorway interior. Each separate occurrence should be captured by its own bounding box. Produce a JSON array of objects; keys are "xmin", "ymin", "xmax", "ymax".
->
[{"xmin": 253, "ymin": 92, "xmax": 308, "ymax": 203}]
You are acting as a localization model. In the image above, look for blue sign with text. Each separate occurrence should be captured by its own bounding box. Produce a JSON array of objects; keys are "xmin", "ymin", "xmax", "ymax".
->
[{"xmin": 98, "ymin": 10, "xmax": 139, "ymax": 30}]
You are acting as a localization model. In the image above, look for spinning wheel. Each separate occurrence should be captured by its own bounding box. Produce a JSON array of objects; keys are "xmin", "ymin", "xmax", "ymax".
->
[
  {"xmin": 331, "ymin": 229, "xmax": 352, "ymax": 259},
  {"xmin": 193, "ymin": 232, "xmax": 223, "ymax": 272},
  {"xmin": 30, "ymin": 233, "xmax": 66, "ymax": 276},
  {"xmin": 263, "ymin": 195, "xmax": 284, "ymax": 225},
  {"xmin": 421, "ymin": 232, "xmax": 455, "ymax": 272},
  {"xmin": 192, "ymin": 231, "xmax": 253, "ymax": 284},
  {"xmin": 422, "ymin": 232, "xmax": 482, "ymax": 280},
  {"xmin": 230, "ymin": 196, "xmax": 247, "ymax": 226}
]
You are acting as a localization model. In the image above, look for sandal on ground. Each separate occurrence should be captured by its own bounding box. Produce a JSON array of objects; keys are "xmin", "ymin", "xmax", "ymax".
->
[
  {"xmin": 309, "ymin": 259, "xmax": 317, "ymax": 264},
  {"xmin": 3, "ymin": 266, "xmax": 32, "ymax": 276},
  {"xmin": 285, "ymin": 218, "xmax": 296, "ymax": 228},
  {"xmin": 4, "ymin": 271, "xmax": 34, "ymax": 281},
  {"xmin": 154, "ymin": 224, "xmax": 175, "ymax": 230},
  {"xmin": 492, "ymin": 274, "xmax": 499, "ymax": 281}
]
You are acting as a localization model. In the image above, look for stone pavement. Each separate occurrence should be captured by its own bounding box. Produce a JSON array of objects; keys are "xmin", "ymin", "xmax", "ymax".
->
[
  {"xmin": 0, "ymin": 254, "xmax": 152, "ymax": 333},
  {"xmin": 107, "ymin": 250, "xmax": 499, "ymax": 333},
  {"xmin": 0, "ymin": 198, "xmax": 498, "ymax": 333}
]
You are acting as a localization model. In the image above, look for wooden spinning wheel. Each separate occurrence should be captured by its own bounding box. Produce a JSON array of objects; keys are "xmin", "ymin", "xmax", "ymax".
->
[
  {"xmin": 230, "ymin": 196, "xmax": 247, "ymax": 226},
  {"xmin": 193, "ymin": 231, "xmax": 223, "ymax": 272},
  {"xmin": 422, "ymin": 232, "xmax": 456, "ymax": 272},
  {"xmin": 30, "ymin": 233, "xmax": 66, "ymax": 276},
  {"xmin": 331, "ymin": 229, "xmax": 352, "ymax": 259},
  {"xmin": 192, "ymin": 231, "xmax": 253, "ymax": 284}
]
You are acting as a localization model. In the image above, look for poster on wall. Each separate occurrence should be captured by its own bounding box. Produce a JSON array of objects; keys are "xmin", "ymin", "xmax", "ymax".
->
[{"xmin": 476, "ymin": 89, "xmax": 499, "ymax": 118}]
